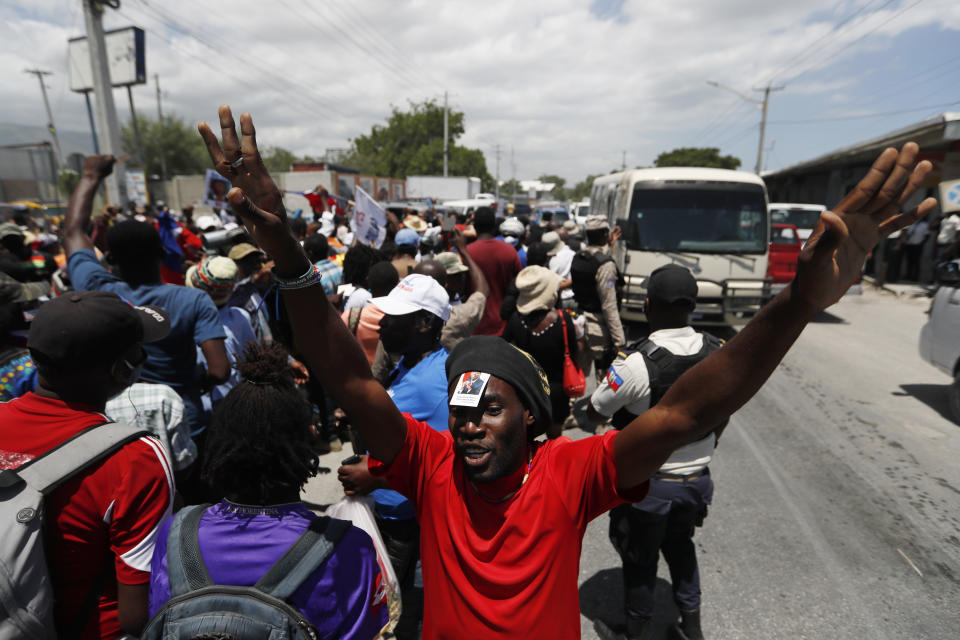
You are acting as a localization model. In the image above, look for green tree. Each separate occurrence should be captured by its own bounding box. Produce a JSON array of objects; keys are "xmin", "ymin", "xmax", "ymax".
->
[
  {"xmin": 499, "ymin": 178, "xmax": 522, "ymax": 198},
  {"xmin": 261, "ymin": 147, "xmax": 300, "ymax": 174},
  {"xmin": 570, "ymin": 174, "xmax": 600, "ymax": 201},
  {"xmin": 122, "ymin": 113, "xmax": 210, "ymax": 178},
  {"xmin": 339, "ymin": 99, "xmax": 493, "ymax": 188},
  {"xmin": 57, "ymin": 169, "xmax": 80, "ymax": 197},
  {"xmin": 653, "ymin": 147, "xmax": 741, "ymax": 170},
  {"xmin": 537, "ymin": 174, "xmax": 567, "ymax": 201}
]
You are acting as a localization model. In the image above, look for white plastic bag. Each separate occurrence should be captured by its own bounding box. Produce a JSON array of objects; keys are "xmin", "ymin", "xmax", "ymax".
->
[{"xmin": 327, "ymin": 495, "xmax": 402, "ymax": 632}]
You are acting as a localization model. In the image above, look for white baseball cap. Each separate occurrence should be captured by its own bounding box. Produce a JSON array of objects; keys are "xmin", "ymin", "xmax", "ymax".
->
[{"xmin": 371, "ymin": 273, "xmax": 451, "ymax": 322}]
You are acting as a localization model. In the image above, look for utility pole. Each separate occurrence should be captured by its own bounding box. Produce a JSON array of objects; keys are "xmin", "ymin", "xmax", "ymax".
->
[
  {"xmin": 621, "ymin": 150, "xmax": 626, "ymax": 171},
  {"xmin": 706, "ymin": 80, "xmax": 783, "ymax": 175},
  {"xmin": 510, "ymin": 145, "xmax": 516, "ymax": 202},
  {"xmin": 23, "ymin": 69, "xmax": 63, "ymax": 171},
  {"xmin": 443, "ymin": 90, "xmax": 449, "ymax": 177},
  {"xmin": 154, "ymin": 73, "xmax": 168, "ymax": 181},
  {"xmin": 753, "ymin": 84, "xmax": 784, "ymax": 174},
  {"xmin": 494, "ymin": 143, "xmax": 501, "ymax": 199},
  {"xmin": 82, "ymin": 0, "xmax": 127, "ymax": 206}
]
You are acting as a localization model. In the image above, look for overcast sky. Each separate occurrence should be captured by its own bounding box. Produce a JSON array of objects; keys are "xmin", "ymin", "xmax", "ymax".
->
[{"xmin": 2, "ymin": 0, "xmax": 959, "ymax": 184}]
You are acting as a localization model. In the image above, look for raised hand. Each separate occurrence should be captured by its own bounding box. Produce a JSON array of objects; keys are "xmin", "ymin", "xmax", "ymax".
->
[
  {"xmin": 793, "ymin": 142, "xmax": 935, "ymax": 311},
  {"xmin": 198, "ymin": 105, "xmax": 307, "ymax": 276},
  {"xmin": 81, "ymin": 154, "xmax": 115, "ymax": 181}
]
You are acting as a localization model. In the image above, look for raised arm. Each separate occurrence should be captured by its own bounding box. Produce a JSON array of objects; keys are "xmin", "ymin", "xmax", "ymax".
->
[
  {"xmin": 613, "ymin": 143, "xmax": 936, "ymax": 489},
  {"xmin": 63, "ymin": 155, "xmax": 115, "ymax": 256},
  {"xmin": 451, "ymin": 229, "xmax": 490, "ymax": 298},
  {"xmin": 198, "ymin": 106, "xmax": 406, "ymax": 464}
]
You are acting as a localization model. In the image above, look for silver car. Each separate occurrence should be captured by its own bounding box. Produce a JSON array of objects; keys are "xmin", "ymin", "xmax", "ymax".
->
[{"xmin": 918, "ymin": 260, "xmax": 960, "ymax": 423}]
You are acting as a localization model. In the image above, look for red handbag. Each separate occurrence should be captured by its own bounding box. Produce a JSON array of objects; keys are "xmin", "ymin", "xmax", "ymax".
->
[{"xmin": 559, "ymin": 311, "xmax": 586, "ymax": 397}]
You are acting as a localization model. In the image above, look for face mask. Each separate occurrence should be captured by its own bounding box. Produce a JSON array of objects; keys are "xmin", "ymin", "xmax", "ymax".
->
[
  {"xmin": 503, "ymin": 235, "xmax": 519, "ymax": 246},
  {"xmin": 116, "ymin": 358, "xmax": 144, "ymax": 388}
]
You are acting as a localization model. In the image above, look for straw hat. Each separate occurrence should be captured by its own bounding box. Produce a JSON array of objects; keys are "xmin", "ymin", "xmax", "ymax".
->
[{"xmin": 515, "ymin": 265, "xmax": 561, "ymax": 314}]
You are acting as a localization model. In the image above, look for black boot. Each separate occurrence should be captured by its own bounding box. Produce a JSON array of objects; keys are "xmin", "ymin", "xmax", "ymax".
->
[{"xmin": 672, "ymin": 608, "xmax": 704, "ymax": 640}]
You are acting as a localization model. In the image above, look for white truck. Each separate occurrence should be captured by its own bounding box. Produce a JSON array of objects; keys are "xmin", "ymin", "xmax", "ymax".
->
[
  {"xmin": 405, "ymin": 175, "xmax": 481, "ymax": 201},
  {"xmin": 592, "ymin": 167, "xmax": 771, "ymax": 326}
]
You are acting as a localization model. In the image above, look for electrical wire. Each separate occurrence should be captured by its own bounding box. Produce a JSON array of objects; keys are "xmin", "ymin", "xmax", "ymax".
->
[
  {"xmin": 765, "ymin": 0, "xmax": 893, "ymax": 85},
  {"xmin": 132, "ymin": 0, "xmax": 345, "ymax": 120},
  {"xmin": 767, "ymin": 99, "xmax": 960, "ymax": 124},
  {"xmin": 283, "ymin": 0, "xmax": 433, "ymax": 93},
  {"xmin": 779, "ymin": 0, "xmax": 926, "ymax": 86},
  {"xmin": 323, "ymin": 0, "xmax": 444, "ymax": 90}
]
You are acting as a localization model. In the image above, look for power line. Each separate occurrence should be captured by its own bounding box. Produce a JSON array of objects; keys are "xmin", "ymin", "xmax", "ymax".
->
[
  {"xmin": 780, "ymin": 0, "xmax": 926, "ymax": 86},
  {"xmin": 765, "ymin": 0, "xmax": 893, "ymax": 85},
  {"xmin": 131, "ymin": 0, "xmax": 345, "ymax": 120},
  {"xmin": 282, "ymin": 0, "xmax": 432, "ymax": 92},
  {"xmin": 767, "ymin": 99, "xmax": 960, "ymax": 124},
  {"xmin": 323, "ymin": 0, "xmax": 444, "ymax": 90}
]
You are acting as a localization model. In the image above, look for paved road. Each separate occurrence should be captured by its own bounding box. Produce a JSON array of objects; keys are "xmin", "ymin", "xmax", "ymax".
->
[{"xmin": 302, "ymin": 285, "xmax": 960, "ymax": 639}]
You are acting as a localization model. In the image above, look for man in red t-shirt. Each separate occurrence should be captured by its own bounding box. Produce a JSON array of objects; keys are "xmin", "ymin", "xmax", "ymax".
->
[
  {"xmin": 0, "ymin": 290, "xmax": 175, "ymax": 639},
  {"xmin": 466, "ymin": 207, "xmax": 522, "ymax": 336},
  {"xmin": 199, "ymin": 105, "xmax": 933, "ymax": 639}
]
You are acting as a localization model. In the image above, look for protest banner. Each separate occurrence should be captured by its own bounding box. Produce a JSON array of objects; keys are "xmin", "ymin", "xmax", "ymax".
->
[
  {"xmin": 203, "ymin": 169, "xmax": 231, "ymax": 210},
  {"xmin": 353, "ymin": 186, "xmax": 387, "ymax": 248}
]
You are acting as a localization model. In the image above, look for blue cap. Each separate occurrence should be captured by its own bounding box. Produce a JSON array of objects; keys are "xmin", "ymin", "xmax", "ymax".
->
[{"xmin": 395, "ymin": 228, "xmax": 420, "ymax": 248}]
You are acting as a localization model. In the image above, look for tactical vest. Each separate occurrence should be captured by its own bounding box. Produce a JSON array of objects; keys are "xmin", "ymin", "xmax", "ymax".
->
[
  {"xmin": 611, "ymin": 331, "xmax": 726, "ymax": 430},
  {"xmin": 570, "ymin": 250, "xmax": 618, "ymax": 313}
]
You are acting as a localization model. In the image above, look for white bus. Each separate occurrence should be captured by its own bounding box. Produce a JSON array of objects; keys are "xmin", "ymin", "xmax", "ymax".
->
[{"xmin": 591, "ymin": 167, "xmax": 771, "ymax": 326}]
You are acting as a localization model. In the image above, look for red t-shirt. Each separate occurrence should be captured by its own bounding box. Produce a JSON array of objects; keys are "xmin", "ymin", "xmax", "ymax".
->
[
  {"xmin": 369, "ymin": 415, "xmax": 647, "ymax": 639},
  {"xmin": 0, "ymin": 393, "xmax": 174, "ymax": 639},
  {"xmin": 466, "ymin": 238, "xmax": 522, "ymax": 336}
]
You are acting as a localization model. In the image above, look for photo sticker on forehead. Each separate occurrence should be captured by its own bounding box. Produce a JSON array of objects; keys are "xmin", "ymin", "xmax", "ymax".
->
[{"xmin": 450, "ymin": 371, "xmax": 491, "ymax": 408}]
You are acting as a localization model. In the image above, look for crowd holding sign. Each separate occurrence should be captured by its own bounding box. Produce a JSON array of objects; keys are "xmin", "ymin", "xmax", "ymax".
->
[
  {"xmin": 353, "ymin": 186, "xmax": 387, "ymax": 248},
  {"xmin": 203, "ymin": 169, "xmax": 232, "ymax": 210}
]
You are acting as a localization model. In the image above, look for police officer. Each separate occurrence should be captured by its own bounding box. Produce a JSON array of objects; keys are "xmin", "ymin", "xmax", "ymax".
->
[
  {"xmin": 570, "ymin": 215, "xmax": 625, "ymax": 377},
  {"xmin": 589, "ymin": 265, "xmax": 725, "ymax": 640}
]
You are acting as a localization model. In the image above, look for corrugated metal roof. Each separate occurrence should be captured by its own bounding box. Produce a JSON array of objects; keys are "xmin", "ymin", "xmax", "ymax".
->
[{"xmin": 763, "ymin": 112, "xmax": 960, "ymax": 178}]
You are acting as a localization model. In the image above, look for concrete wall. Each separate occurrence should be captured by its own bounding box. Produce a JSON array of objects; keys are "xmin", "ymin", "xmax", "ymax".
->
[{"xmin": 160, "ymin": 170, "xmax": 334, "ymax": 217}]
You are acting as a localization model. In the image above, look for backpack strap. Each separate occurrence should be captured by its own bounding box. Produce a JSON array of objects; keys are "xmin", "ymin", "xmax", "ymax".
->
[
  {"xmin": 166, "ymin": 504, "xmax": 215, "ymax": 597},
  {"xmin": 3, "ymin": 422, "xmax": 149, "ymax": 496},
  {"xmin": 348, "ymin": 306, "xmax": 362, "ymax": 336},
  {"xmin": 254, "ymin": 516, "xmax": 351, "ymax": 601}
]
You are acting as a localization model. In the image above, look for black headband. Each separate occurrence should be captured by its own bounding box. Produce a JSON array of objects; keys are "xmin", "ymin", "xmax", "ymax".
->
[{"xmin": 446, "ymin": 336, "xmax": 552, "ymax": 438}]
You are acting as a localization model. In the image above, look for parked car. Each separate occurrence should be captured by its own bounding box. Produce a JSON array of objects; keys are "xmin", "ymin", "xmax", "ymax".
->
[
  {"xmin": 768, "ymin": 223, "xmax": 802, "ymax": 288},
  {"xmin": 918, "ymin": 259, "xmax": 960, "ymax": 423},
  {"xmin": 769, "ymin": 202, "xmax": 825, "ymax": 242}
]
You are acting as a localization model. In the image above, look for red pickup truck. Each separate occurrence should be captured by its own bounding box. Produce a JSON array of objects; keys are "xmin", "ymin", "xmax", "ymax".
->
[{"xmin": 768, "ymin": 223, "xmax": 802, "ymax": 284}]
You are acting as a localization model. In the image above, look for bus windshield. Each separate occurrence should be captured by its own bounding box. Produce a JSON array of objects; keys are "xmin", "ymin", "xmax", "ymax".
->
[
  {"xmin": 770, "ymin": 208, "xmax": 821, "ymax": 230},
  {"xmin": 627, "ymin": 183, "xmax": 768, "ymax": 254}
]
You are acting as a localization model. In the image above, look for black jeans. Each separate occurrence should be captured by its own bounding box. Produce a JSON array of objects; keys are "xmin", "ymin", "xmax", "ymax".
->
[
  {"xmin": 376, "ymin": 515, "xmax": 423, "ymax": 640},
  {"xmin": 608, "ymin": 471, "xmax": 713, "ymax": 620}
]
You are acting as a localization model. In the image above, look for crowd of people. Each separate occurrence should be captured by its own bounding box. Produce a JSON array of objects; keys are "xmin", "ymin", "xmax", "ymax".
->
[{"xmin": 0, "ymin": 103, "xmax": 938, "ymax": 640}]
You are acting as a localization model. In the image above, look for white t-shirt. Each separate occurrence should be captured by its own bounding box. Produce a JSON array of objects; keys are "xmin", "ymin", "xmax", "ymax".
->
[
  {"xmin": 590, "ymin": 326, "xmax": 715, "ymax": 476},
  {"xmin": 549, "ymin": 245, "xmax": 576, "ymax": 300},
  {"xmin": 938, "ymin": 214, "xmax": 960, "ymax": 246}
]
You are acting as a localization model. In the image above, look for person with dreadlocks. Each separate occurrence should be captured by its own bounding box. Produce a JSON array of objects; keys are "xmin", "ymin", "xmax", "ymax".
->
[
  {"xmin": 197, "ymin": 105, "xmax": 933, "ymax": 639},
  {"xmin": 339, "ymin": 243, "xmax": 386, "ymax": 311},
  {"xmin": 146, "ymin": 341, "xmax": 389, "ymax": 640}
]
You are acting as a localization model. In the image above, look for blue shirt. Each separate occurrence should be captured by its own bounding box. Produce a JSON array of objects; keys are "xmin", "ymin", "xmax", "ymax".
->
[
  {"xmin": 313, "ymin": 259, "xmax": 343, "ymax": 297},
  {"xmin": 68, "ymin": 250, "xmax": 226, "ymax": 390},
  {"xmin": 372, "ymin": 346, "xmax": 449, "ymax": 520},
  {"xmin": 67, "ymin": 250, "xmax": 226, "ymax": 431},
  {"xmin": 198, "ymin": 306, "xmax": 258, "ymax": 415}
]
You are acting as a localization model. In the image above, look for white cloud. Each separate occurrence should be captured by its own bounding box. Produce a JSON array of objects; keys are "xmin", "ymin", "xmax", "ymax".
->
[{"xmin": 2, "ymin": 0, "xmax": 958, "ymax": 183}]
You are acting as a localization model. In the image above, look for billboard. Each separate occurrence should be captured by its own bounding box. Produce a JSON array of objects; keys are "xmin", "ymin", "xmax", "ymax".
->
[{"xmin": 68, "ymin": 26, "xmax": 146, "ymax": 92}]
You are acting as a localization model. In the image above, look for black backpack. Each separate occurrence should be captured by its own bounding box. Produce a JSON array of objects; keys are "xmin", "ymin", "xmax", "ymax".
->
[
  {"xmin": 611, "ymin": 332, "xmax": 727, "ymax": 434},
  {"xmin": 142, "ymin": 504, "xmax": 350, "ymax": 640}
]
